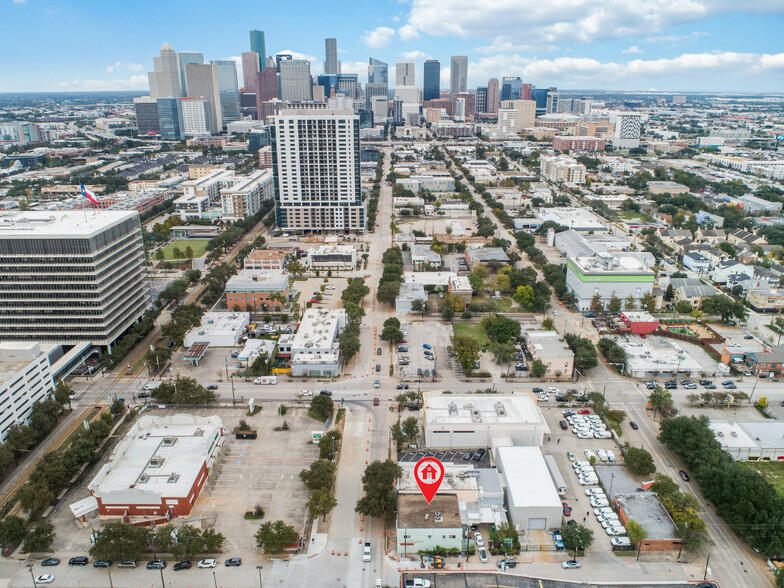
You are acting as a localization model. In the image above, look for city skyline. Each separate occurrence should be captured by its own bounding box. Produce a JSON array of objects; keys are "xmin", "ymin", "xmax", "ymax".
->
[{"xmin": 3, "ymin": 0, "xmax": 784, "ymax": 93}]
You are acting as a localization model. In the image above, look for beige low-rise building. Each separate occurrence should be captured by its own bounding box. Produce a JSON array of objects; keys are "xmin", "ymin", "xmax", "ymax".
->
[{"xmin": 525, "ymin": 331, "xmax": 574, "ymax": 377}]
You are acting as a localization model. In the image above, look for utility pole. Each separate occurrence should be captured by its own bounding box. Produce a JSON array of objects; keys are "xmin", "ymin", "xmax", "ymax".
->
[{"xmin": 231, "ymin": 375, "xmax": 236, "ymax": 406}]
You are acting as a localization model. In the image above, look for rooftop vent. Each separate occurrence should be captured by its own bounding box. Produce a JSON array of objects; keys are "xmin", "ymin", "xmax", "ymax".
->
[
  {"xmin": 148, "ymin": 456, "xmax": 164, "ymax": 468},
  {"xmin": 424, "ymin": 513, "xmax": 429, "ymax": 521},
  {"xmin": 731, "ymin": 431, "xmax": 738, "ymax": 437},
  {"xmin": 162, "ymin": 437, "xmax": 177, "ymax": 446},
  {"xmin": 167, "ymin": 473, "xmax": 180, "ymax": 484},
  {"xmin": 435, "ymin": 512, "xmax": 443, "ymax": 523},
  {"xmin": 194, "ymin": 428, "xmax": 204, "ymax": 437},
  {"xmin": 139, "ymin": 474, "xmax": 150, "ymax": 483},
  {"xmin": 495, "ymin": 402, "xmax": 506, "ymax": 416}
]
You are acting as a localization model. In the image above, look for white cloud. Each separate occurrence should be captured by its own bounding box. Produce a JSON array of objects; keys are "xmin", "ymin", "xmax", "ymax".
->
[
  {"xmin": 645, "ymin": 31, "xmax": 709, "ymax": 43},
  {"xmin": 105, "ymin": 61, "xmax": 144, "ymax": 73},
  {"xmin": 465, "ymin": 51, "xmax": 784, "ymax": 90},
  {"xmin": 402, "ymin": 0, "xmax": 782, "ymax": 46},
  {"xmin": 397, "ymin": 24, "xmax": 420, "ymax": 41},
  {"xmin": 340, "ymin": 61, "xmax": 369, "ymax": 84},
  {"xmin": 476, "ymin": 40, "xmax": 557, "ymax": 55},
  {"xmin": 49, "ymin": 75, "xmax": 148, "ymax": 92},
  {"xmin": 623, "ymin": 46, "xmax": 643, "ymax": 54},
  {"xmin": 362, "ymin": 26, "xmax": 395, "ymax": 49},
  {"xmin": 399, "ymin": 50, "xmax": 430, "ymax": 61}
]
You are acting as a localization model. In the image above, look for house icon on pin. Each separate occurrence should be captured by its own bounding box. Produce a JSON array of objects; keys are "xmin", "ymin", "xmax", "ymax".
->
[{"xmin": 421, "ymin": 463, "xmax": 437, "ymax": 482}]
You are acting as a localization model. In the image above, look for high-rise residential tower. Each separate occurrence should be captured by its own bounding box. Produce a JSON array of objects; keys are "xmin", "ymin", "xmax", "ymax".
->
[
  {"xmin": 279, "ymin": 59, "xmax": 312, "ymax": 101},
  {"xmin": 486, "ymin": 78, "xmax": 499, "ymax": 113},
  {"xmin": 423, "ymin": 60, "xmax": 440, "ymax": 101},
  {"xmin": 242, "ymin": 51, "xmax": 260, "ymax": 91},
  {"xmin": 157, "ymin": 97, "xmax": 184, "ymax": 140},
  {"xmin": 450, "ymin": 56, "xmax": 468, "ymax": 95},
  {"xmin": 185, "ymin": 64, "xmax": 222, "ymax": 133},
  {"xmin": 475, "ymin": 87, "xmax": 487, "ymax": 113},
  {"xmin": 324, "ymin": 38, "xmax": 339, "ymax": 75},
  {"xmin": 396, "ymin": 61, "xmax": 415, "ymax": 87},
  {"xmin": 148, "ymin": 43, "xmax": 181, "ymax": 99},
  {"xmin": 211, "ymin": 60, "xmax": 241, "ymax": 128},
  {"xmin": 134, "ymin": 96, "xmax": 160, "ymax": 135},
  {"xmin": 249, "ymin": 30, "xmax": 266, "ymax": 70},
  {"xmin": 178, "ymin": 51, "xmax": 204, "ymax": 96},
  {"xmin": 271, "ymin": 109, "xmax": 364, "ymax": 233},
  {"xmin": 0, "ymin": 211, "xmax": 148, "ymax": 349}
]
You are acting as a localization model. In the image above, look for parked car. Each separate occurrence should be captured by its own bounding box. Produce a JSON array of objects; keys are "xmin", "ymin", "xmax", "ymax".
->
[
  {"xmin": 562, "ymin": 560, "xmax": 581, "ymax": 569},
  {"xmin": 198, "ymin": 559, "xmax": 217, "ymax": 568},
  {"xmin": 34, "ymin": 576, "xmax": 54, "ymax": 584},
  {"xmin": 473, "ymin": 531, "xmax": 484, "ymax": 547},
  {"xmin": 41, "ymin": 559, "xmax": 60, "ymax": 567},
  {"xmin": 562, "ymin": 502, "xmax": 572, "ymax": 515},
  {"xmin": 93, "ymin": 560, "xmax": 112, "ymax": 568},
  {"xmin": 404, "ymin": 580, "xmax": 431, "ymax": 588},
  {"xmin": 567, "ymin": 451, "xmax": 576, "ymax": 461},
  {"xmin": 423, "ymin": 343, "xmax": 432, "ymax": 349},
  {"xmin": 118, "ymin": 561, "xmax": 138, "ymax": 568},
  {"xmin": 68, "ymin": 557, "xmax": 89, "ymax": 566},
  {"xmin": 478, "ymin": 547, "xmax": 488, "ymax": 563},
  {"xmin": 578, "ymin": 409, "xmax": 590, "ymax": 414},
  {"xmin": 744, "ymin": 335, "xmax": 754, "ymax": 340},
  {"xmin": 146, "ymin": 561, "xmax": 166, "ymax": 569},
  {"xmin": 606, "ymin": 526, "xmax": 627, "ymax": 536},
  {"xmin": 473, "ymin": 449, "xmax": 486, "ymax": 461},
  {"xmin": 224, "ymin": 558, "xmax": 241, "ymax": 567},
  {"xmin": 559, "ymin": 420, "xmax": 569, "ymax": 430},
  {"xmin": 173, "ymin": 561, "xmax": 192, "ymax": 571},
  {"xmin": 679, "ymin": 469, "xmax": 690, "ymax": 481},
  {"xmin": 629, "ymin": 421, "xmax": 639, "ymax": 430},
  {"xmin": 497, "ymin": 558, "xmax": 517, "ymax": 568}
]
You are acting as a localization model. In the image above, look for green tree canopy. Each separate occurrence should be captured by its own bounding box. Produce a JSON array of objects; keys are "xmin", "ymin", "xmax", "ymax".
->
[
  {"xmin": 255, "ymin": 520, "xmax": 298, "ymax": 554},
  {"xmin": 89, "ymin": 521, "xmax": 152, "ymax": 561},
  {"xmin": 355, "ymin": 460, "xmax": 403, "ymax": 524}
]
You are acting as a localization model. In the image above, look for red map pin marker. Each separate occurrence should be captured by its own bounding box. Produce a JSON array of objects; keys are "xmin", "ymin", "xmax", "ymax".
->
[{"xmin": 414, "ymin": 457, "xmax": 445, "ymax": 504}]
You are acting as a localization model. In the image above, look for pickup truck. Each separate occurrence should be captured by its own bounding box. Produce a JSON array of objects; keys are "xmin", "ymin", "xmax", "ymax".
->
[{"xmin": 404, "ymin": 580, "xmax": 431, "ymax": 588}]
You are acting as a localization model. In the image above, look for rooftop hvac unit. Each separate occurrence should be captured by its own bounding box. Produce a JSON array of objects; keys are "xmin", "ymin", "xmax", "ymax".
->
[
  {"xmin": 731, "ymin": 431, "xmax": 738, "ymax": 437},
  {"xmin": 148, "ymin": 456, "xmax": 164, "ymax": 468},
  {"xmin": 194, "ymin": 428, "xmax": 204, "ymax": 437},
  {"xmin": 139, "ymin": 474, "xmax": 150, "ymax": 483},
  {"xmin": 162, "ymin": 437, "xmax": 177, "ymax": 446},
  {"xmin": 448, "ymin": 403, "xmax": 457, "ymax": 416},
  {"xmin": 207, "ymin": 319, "xmax": 214, "ymax": 324},
  {"xmin": 495, "ymin": 402, "xmax": 506, "ymax": 416},
  {"xmin": 424, "ymin": 513, "xmax": 429, "ymax": 521},
  {"xmin": 717, "ymin": 431, "xmax": 724, "ymax": 437},
  {"xmin": 435, "ymin": 512, "xmax": 443, "ymax": 523},
  {"xmin": 167, "ymin": 473, "xmax": 180, "ymax": 483}
]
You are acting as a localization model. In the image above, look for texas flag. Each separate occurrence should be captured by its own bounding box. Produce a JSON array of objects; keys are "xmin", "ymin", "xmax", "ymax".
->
[{"xmin": 79, "ymin": 182, "xmax": 99, "ymax": 205}]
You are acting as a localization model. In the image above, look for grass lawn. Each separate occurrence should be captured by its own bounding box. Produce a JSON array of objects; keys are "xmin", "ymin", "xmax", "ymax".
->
[
  {"xmin": 454, "ymin": 322, "xmax": 489, "ymax": 347},
  {"xmin": 739, "ymin": 461, "xmax": 784, "ymax": 496},
  {"xmin": 618, "ymin": 212, "xmax": 643, "ymax": 220},
  {"xmin": 157, "ymin": 239, "xmax": 209, "ymax": 260},
  {"xmin": 472, "ymin": 295, "xmax": 516, "ymax": 312}
]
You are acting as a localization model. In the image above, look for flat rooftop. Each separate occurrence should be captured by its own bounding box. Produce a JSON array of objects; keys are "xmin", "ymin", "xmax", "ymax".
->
[
  {"xmin": 424, "ymin": 392, "xmax": 545, "ymax": 427},
  {"xmin": 399, "ymin": 463, "xmax": 479, "ymax": 494},
  {"xmin": 89, "ymin": 414, "xmax": 223, "ymax": 499},
  {"xmin": 496, "ymin": 446, "xmax": 562, "ymax": 508},
  {"xmin": 225, "ymin": 269, "xmax": 289, "ymax": 292},
  {"xmin": 620, "ymin": 337, "xmax": 702, "ymax": 373},
  {"xmin": 526, "ymin": 331, "xmax": 574, "ymax": 360},
  {"xmin": 621, "ymin": 311, "xmax": 658, "ymax": 323},
  {"xmin": 537, "ymin": 207, "xmax": 607, "ymax": 231},
  {"xmin": 397, "ymin": 493, "xmax": 462, "ymax": 529},
  {"xmin": 616, "ymin": 492, "xmax": 678, "ymax": 540},
  {"xmin": 186, "ymin": 312, "xmax": 249, "ymax": 338},
  {"xmin": 709, "ymin": 421, "xmax": 784, "ymax": 450},
  {"xmin": 404, "ymin": 271, "xmax": 457, "ymax": 286},
  {"xmin": 0, "ymin": 210, "xmax": 137, "ymax": 237},
  {"xmin": 291, "ymin": 308, "xmax": 344, "ymax": 351},
  {"xmin": 570, "ymin": 254, "xmax": 655, "ymax": 275}
]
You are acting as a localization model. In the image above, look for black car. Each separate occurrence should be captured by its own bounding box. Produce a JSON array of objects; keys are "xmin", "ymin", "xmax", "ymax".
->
[
  {"xmin": 377, "ymin": 348, "xmax": 382, "ymax": 355},
  {"xmin": 396, "ymin": 383, "xmax": 409, "ymax": 390},
  {"xmin": 225, "ymin": 558, "xmax": 242, "ymax": 567},
  {"xmin": 93, "ymin": 560, "xmax": 112, "ymax": 568},
  {"xmin": 646, "ymin": 382, "xmax": 656, "ymax": 389},
  {"xmin": 375, "ymin": 364, "xmax": 381, "ymax": 372},
  {"xmin": 664, "ymin": 381, "xmax": 678, "ymax": 389},
  {"xmin": 408, "ymin": 404, "xmax": 422, "ymax": 411},
  {"xmin": 630, "ymin": 421, "xmax": 638, "ymax": 430},
  {"xmin": 532, "ymin": 387, "xmax": 543, "ymax": 393},
  {"xmin": 173, "ymin": 561, "xmax": 192, "ymax": 571},
  {"xmin": 137, "ymin": 392, "xmax": 150, "ymax": 399},
  {"xmin": 319, "ymin": 390, "xmax": 332, "ymax": 396},
  {"xmin": 473, "ymin": 449, "xmax": 486, "ymax": 461},
  {"xmin": 744, "ymin": 335, "xmax": 754, "ymax": 340},
  {"xmin": 147, "ymin": 560, "xmax": 167, "ymax": 569},
  {"xmin": 206, "ymin": 384, "xmax": 218, "ymax": 390},
  {"xmin": 41, "ymin": 558, "xmax": 60, "ymax": 567},
  {"xmin": 698, "ymin": 379, "xmax": 711, "ymax": 386},
  {"xmin": 678, "ymin": 470, "xmax": 690, "ymax": 481},
  {"xmin": 559, "ymin": 420, "xmax": 569, "ymax": 430},
  {"xmin": 69, "ymin": 557, "xmax": 89, "ymax": 566}
]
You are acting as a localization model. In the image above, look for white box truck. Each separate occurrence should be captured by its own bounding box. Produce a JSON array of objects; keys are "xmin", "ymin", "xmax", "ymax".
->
[{"xmin": 253, "ymin": 376, "xmax": 277, "ymax": 385}]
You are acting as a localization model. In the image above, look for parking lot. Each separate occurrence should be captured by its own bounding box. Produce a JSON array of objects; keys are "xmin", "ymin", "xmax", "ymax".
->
[
  {"xmin": 397, "ymin": 320, "xmax": 453, "ymax": 380},
  {"xmin": 189, "ymin": 404, "xmax": 320, "ymax": 557},
  {"xmin": 401, "ymin": 572, "xmax": 704, "ymax": 588},
  {"xmin": 294, "ymin": 276, "xmax": 349, "ymax": 311},
  {"xmin": 398, "ymin": 450, "xmax": 491, "ymax": 467}
]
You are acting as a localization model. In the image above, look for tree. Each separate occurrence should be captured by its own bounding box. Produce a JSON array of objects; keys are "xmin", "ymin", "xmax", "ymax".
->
[
  {"xmin": 590, "ymin": 294, "xmax": 603, "ymax": 312},
  {"xmin": 53, "ymin": 379, "xmax": 72, "ymax": 405},
  {"xmin": 541, "ymin": 317, "xmax": 554, "ymax": 331},
  {"xmin": 0, "ymin": 515, "xmax": 27, "ymax": 547},
  {"xmin": 339, "ymin": 331, "xmax": 361, "ymax": 363},
  {"xmin": 702, "ymin": 294, "xmax": 748, "ymax": 323},
  {"xmin": 318, "ymin": 430, "xmax": 341, "ymax": 460},
  {"xmin": 560, "ymin": 523, "xmax": 594, "ymax": 558},
  {"xmin": 640, "ymin": 293, "xmax": 657, "ymax": 312},
  {"xmin": 255, "ymin": 520, "xmax": 298, "ymax": 554},
  {"xmin": 623, "ymin": 444, "xmax": 657, "ymax": 476},
  {"xmin": 154, "ymin": 248, "xmax": 165, "ymax": 262},
  {"xmin": 18, "ymin": 480, "xmax": 53, "ymax": 514},
  {"xmin": 355, "ymin": 460, "xmax": 403, "ymax": 524},
  {"xmin": 23, "ymin": 522, "xmax": 55, "ymax": 553},
  {"xmin": 664, "ymin": 284, "xmax": 675, "ymax": 301},
  {"xmin": 184, "ymin": 245, "xmax": 194, "ymax": 259},
  {"xmin": 489, "ymin": 341, "xmax": 516, "ymax": 366},
  {"xmin": 624, "ymin": 295, "xmax": 637, "ymax": 311},
  {"xmin": 152, "ymin": 377, "xmax": 215, "ymax": 405},
  {"xmin": 482, "ymin": 315, "xmax": 521, "ymax": 344},
  {"xmin": 307, "ymin": 489, "xmax": 338, "ymax": 520},
  {"xmin": 172, "ymin": 524, "xmax": 206, "ymax": 558},
  {"xmin": 390, "ymin": 422, "xmax": 406, "ymax": 450},
  {"xmin": 451, "ymin": 333, "xmax": 481, "ymax": 374},
  {"xmin": 565, "ymin": 334, "xmax": 598, "ymax": 371},
  {"xmin": 626, "ymin": 519, "xmax": 648, "ymax": 553},
  {"xmin": 531, "ymin": 359, "xmax": 547, "ymax": 378},
  {"xmin": 649, "ymin": 386, "xmax": 674, "ymax": 420},
  {"xmin": 440, "ymin": 293, "xmax": 464, "ymax": 312},
  {"xmin": 380, "ymin": 325, "xmax": 404, "ymax": 345},
  {"xmin": 342, "ymin": 278, "xmax": 370, "ymax": 305},
  {"xmin": 607, "ymin": 295, "xmax": 622, "ymax": 312},
  {"xmin": 411, "ymin": 298, "xmax": 427, "ymax": 316},
  {"xmin": 90, "ymin": 521, "xmax": 152, "ymax": 561},
  {"xmin": 512, "ymin": 285, "xmax": 534, "ymax": 308},
  {"xmin": 310, "ymin": 395, "xmax": 334, "ymax": 422},
  {"xmin": 402, "ymin": 417, "xmax": 419, "ymax": 443},
  {"xmin": 300, "ymin": 460, "xmax": 336, "ymax": 492},
  {"xmin": 673, "ymin": 299, "xmax": 692, "ymax": 314},
  {"xmin": 287, "ymin": 259, "xmax": 305, "ymax": 277},
  {"xmin": 377, "ymin": 281, "xmax": 401, "ymax": 306}
]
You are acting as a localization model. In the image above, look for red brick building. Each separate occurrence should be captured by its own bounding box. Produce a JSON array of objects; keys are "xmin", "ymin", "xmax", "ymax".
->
[
  {"xmin": 619, "ymin": 311, "xmax": 659, "ymax": 335},
  {"xmin": 553, "ymin": 136, "xmax": 606, "ymax": 152}
]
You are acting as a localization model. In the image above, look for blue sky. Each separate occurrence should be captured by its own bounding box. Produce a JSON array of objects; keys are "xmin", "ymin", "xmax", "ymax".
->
[{"xmin": 3, "ymin": 0, "xmax": 784, "ymax": 92}]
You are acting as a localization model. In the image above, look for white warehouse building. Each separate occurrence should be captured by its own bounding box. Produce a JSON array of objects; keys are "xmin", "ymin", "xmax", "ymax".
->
[
  {"xmin": 289, "ymin": 308, "xmax": 345, "ymax": 377},
  {"xmin": 423, "ymin": 392, "xmax": 549, "ymax": 450},
  {"xmin": 495, "ymin": 446, "xmax": 563, "ymax": 531},
  {"xmin": 0, "ymin": 342, "xmax": 55, "ymax": 442}
]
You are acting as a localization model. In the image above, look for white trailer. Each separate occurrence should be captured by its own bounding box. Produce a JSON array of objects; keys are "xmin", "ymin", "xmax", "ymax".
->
[
  {"xmin": 253, "ymin": 376, "xmax": 278, "ymax": 385},
  {"xmin": 544, "ymin": 454, "xmax": 567, "ymax": 496}
]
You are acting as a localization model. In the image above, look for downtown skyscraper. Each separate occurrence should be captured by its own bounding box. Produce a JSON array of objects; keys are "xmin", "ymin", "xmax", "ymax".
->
[
  {"xmin": 450, "ymin": 56, "xmax": 468, "ymax": 95},
  {"xmin": 366, "ymin": 58, "xmax": 388, "ymax": 109},
  {"xmin": 249, "ymin": 30, "xmax": 266, "ymax": 70},
  {"xmin": 324, "ymin": 38, "xmax": 339, "ymax": 74},
  {"xmin": 423, "ymin": 60, "xmax": 440, "ymax": 101},
  {"xmin": 148, "ymin": 43, "xmax": 181, "ymax": 98}
]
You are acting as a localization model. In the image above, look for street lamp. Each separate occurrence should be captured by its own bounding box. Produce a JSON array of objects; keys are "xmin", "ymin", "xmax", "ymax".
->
[
  {"xmin": 249, "ymin": 484, "xmax": 255, "ymax": 509},
  {"xmin": 256, "ymin": 565, "xmax": 264, "ymax": 588},
  {"xmin": 608, "ymin": 472, "xmax": 615, "ymax": 501},
  {"xmin": 230, "ymin": 375, "xmax": 236, "ymax": 406},
  {"xmin": 107, "ymin": 565, "xmax": 115, "ymax": 588},
  {"xmin": 159, "ymin": 566, "xmax": 167, "ymax": 588},
  {"xmin": 213, "ymin": 570, "xmax": 218, "ymax": 588},
  {"xmin": 26, "ymin": 564, "xmax": 35, "ymax": 588}
]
